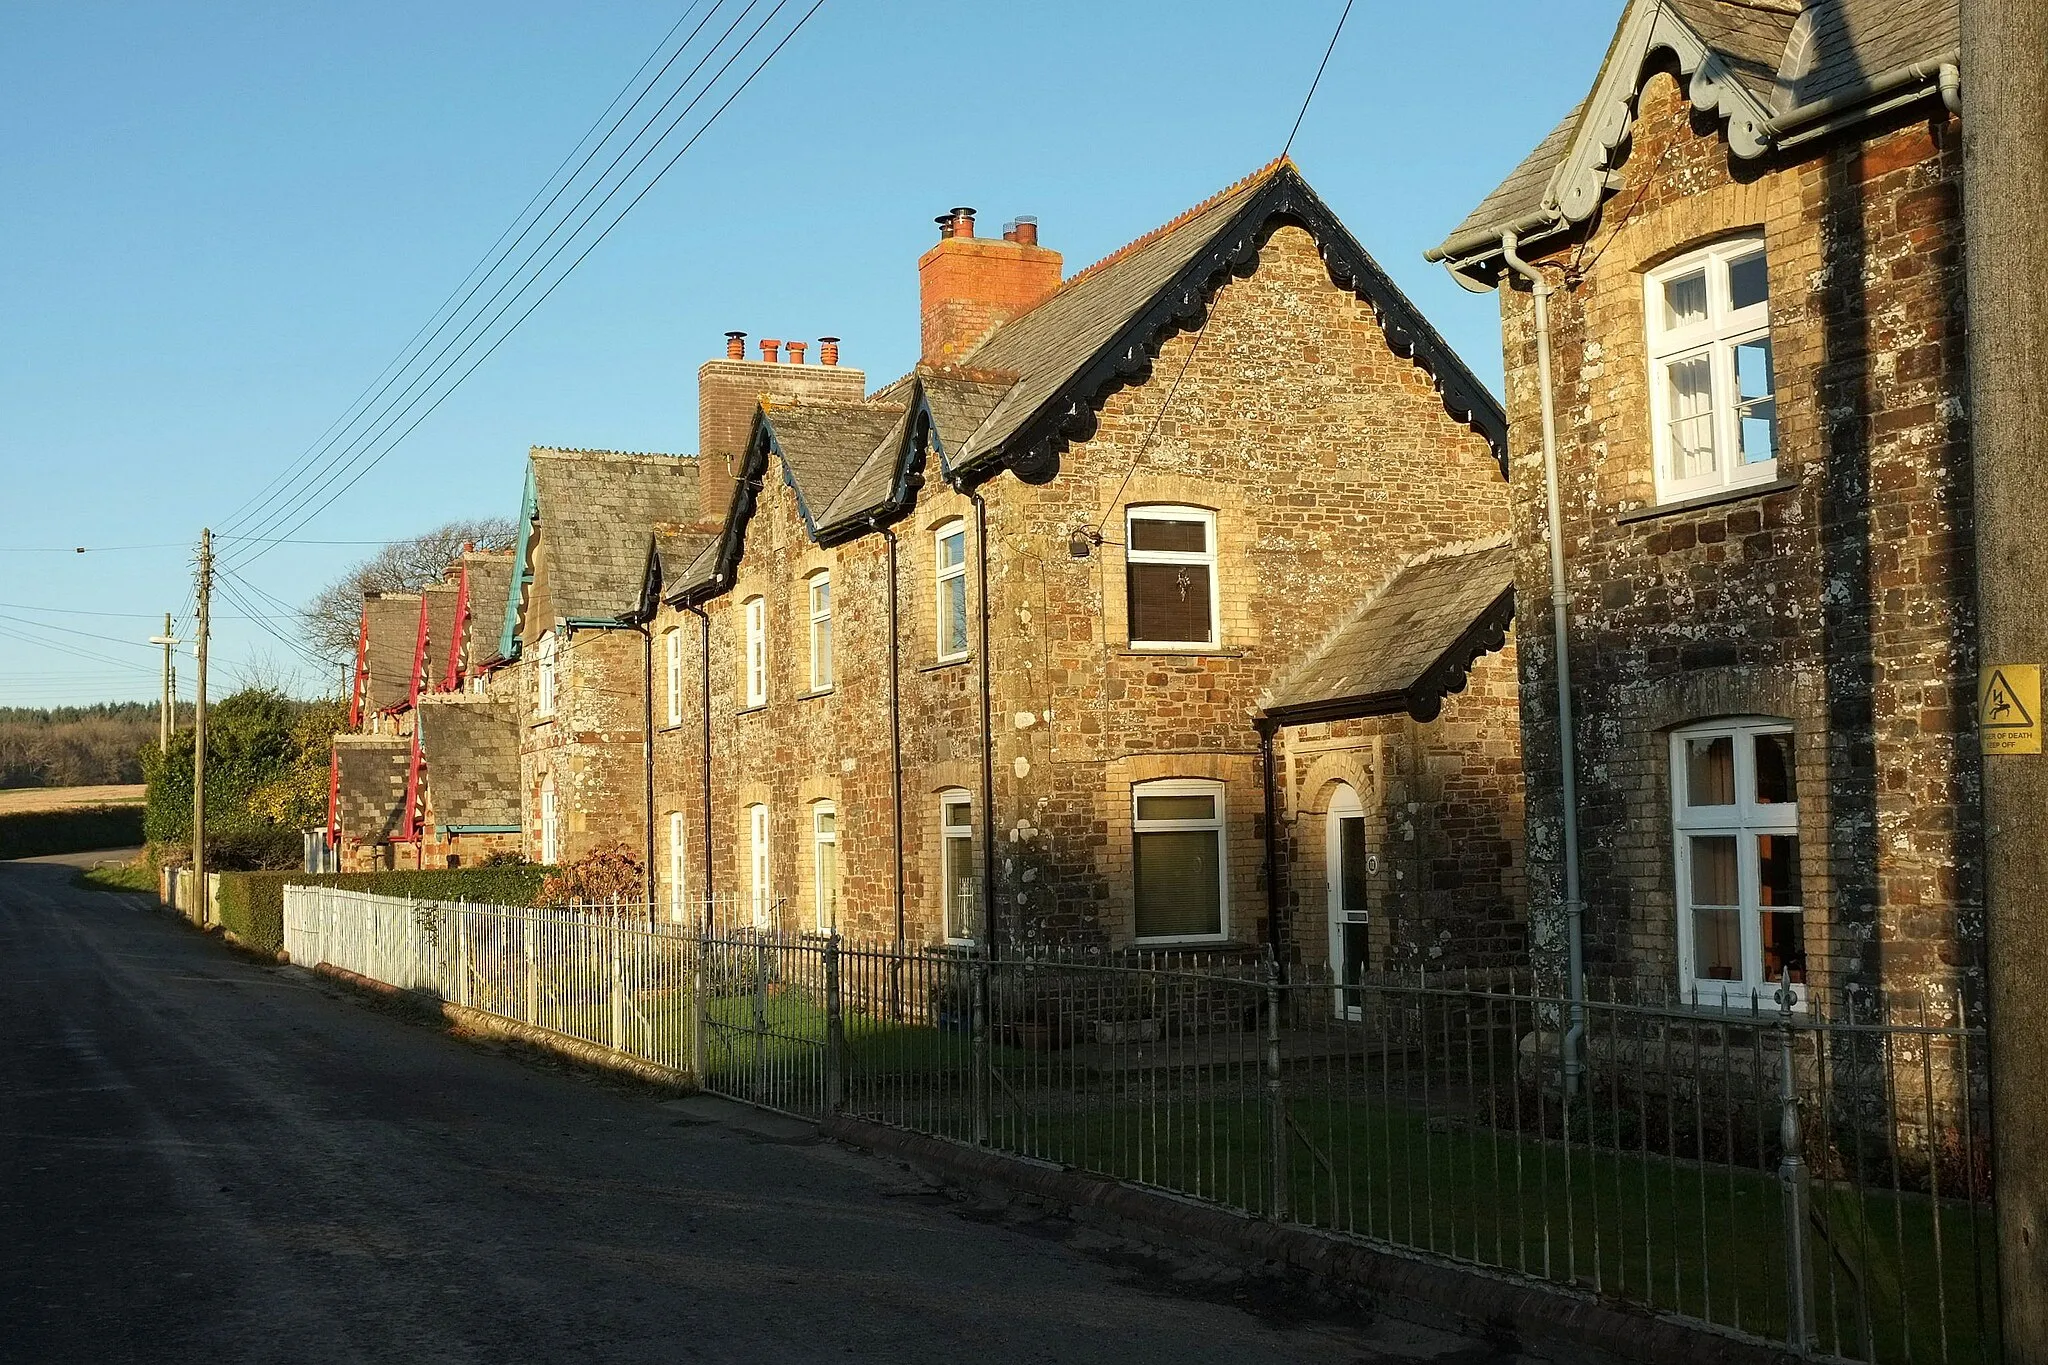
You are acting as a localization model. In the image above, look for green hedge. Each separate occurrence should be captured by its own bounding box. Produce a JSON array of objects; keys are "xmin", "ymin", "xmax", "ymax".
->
[
  {"xmin": 215, "ymin": 866, "xmax": 557, "ymax": 960},
  {"xmin": 0, "ymin": 805, "xmax": 146, "ymax": 860}
]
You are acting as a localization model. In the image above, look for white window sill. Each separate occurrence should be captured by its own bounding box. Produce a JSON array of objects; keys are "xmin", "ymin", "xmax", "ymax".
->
[
  {"xmin": 736, "ymin": 702, "xmax": 767, "ymax": 717},
  {"xmin": 1121, "ymin": 645, "xmax": 1242, "ymax": 658},
  {"xmin": 921, "ymin": 656, "xmax": 971, "ymax": 674},
  {"xmin": 800, "ymin": 686, "xmax": 835, "ymax": 700}
]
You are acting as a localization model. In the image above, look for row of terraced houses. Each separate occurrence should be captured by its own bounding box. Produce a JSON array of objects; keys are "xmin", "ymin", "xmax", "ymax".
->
[{"xmin": 325, "ymin": 0, "xmax": 1977, "ymax": 1020}]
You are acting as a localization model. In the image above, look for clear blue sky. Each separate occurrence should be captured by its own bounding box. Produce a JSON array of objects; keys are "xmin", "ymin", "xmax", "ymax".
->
[{"xmin": 0, "ymin": 0, "xmax": 1617, "ymax": 710}]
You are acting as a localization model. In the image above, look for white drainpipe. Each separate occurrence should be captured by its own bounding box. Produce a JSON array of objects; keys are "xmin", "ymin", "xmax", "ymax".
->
[{"xmin": 1500, "ymin": 229, "xmax": 1587, "ymax": 1095}]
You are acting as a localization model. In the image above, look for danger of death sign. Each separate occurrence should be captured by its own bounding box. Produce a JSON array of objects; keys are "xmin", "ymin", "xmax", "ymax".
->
[{"xmin": 1979, "ymin": 664, "xmax": 2041, "ymax": 755}]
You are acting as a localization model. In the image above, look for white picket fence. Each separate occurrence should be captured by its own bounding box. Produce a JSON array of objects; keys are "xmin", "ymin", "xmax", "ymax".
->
[{"xmin": 283, "ymin": 885, "xmax": 703, "ymax": 1074}]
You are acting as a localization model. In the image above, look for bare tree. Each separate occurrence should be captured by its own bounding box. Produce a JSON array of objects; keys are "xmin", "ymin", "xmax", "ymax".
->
[{"xmin": 303, "ymin": 517, "xmax": 517, "ymax": 663}]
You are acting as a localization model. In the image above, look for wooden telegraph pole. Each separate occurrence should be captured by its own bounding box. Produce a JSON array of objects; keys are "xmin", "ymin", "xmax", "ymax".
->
[
  {"xmin": 192, "ymin": 530, "xmax": 212, "ymax": 928},
  {"xmin": 1962, "ymin": 0, "xmax": 2048, "ymax": 1352}
]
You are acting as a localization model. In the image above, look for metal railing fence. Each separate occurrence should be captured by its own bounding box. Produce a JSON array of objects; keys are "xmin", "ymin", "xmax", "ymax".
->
[{"xmin": 279, "ymin": 887, "xmax": 1995, "ymax": 1364}]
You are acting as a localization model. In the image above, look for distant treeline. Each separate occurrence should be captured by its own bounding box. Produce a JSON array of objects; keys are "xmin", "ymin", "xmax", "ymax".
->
[{"xmin": 0, "ymin": 701, "xmax": 186, "ymax": 789}]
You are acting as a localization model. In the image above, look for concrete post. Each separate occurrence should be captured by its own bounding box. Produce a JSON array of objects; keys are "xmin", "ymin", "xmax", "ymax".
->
[{"xmin": 1962, "ymin": 0, "xmax": 2048, "ymax": 1350}]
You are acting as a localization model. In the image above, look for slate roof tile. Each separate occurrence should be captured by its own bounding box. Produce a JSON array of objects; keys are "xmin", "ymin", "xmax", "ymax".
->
[
  {"xmin": 334, "ymin": 734, "xmax": 410, "ymax": 842},
  {"xmin": 417, "ymin": 696, "xmax": 521, "ymax": 829},
  {"xmin": 1263, "ymin": 538, "xmax": 1516, "ymax": 720},
  {"xmin": 530, "ymin": 448, "xmax": 700, "ymax": 623}
]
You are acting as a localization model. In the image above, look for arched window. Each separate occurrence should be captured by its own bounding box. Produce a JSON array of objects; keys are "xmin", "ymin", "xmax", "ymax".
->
[
  {"xmin": 811, "ymin": 800, "xmax": 838, "ymax": 933},
  {"xmin": 1671, "ymin": 718, "xmax": 1802, "ymax": 1004},
  {"xmin": 934, "ymin": 521, "xmax": 968, "ymax": 661},
  {"xmin": 1132, "ymin": 778, "xmax": 1227, "ymax": 943},
  {"xmin": 1645, "ymin": 236, "xmax": 1775, "ymax": 502},
  {"xmin": 535, "ymin": 630, "xmax": 558, "ymax": 718},
  {"xmin": 1125, "ymin": 506, "xmax": 1218, "ymax": 648},
  {"xmin": 807, "ymin": 571, "xmax": 833, "ymax": 692},
  {"xmin": 741, "ymin": 596, "xmax": 767, "ymax": 708}
]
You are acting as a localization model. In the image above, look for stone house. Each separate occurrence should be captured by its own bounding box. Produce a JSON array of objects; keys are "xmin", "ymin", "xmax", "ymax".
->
[
  {"xmin": 636, "ymin": 162, "xmax": 1525, "ymax": 968},
  {"xmin": 1426, "ymin": 0, "xmax": 1973, "ymax": 1014}
]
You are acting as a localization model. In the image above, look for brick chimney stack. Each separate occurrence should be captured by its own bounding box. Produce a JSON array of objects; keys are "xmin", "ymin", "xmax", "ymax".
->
[
  {"xmin": 919, "ymin": 207, "xmax": 1061, "ymax": 365},
  {"xmin": 697, "ymin": 334, "xmax": 866, "ymax": 523}
]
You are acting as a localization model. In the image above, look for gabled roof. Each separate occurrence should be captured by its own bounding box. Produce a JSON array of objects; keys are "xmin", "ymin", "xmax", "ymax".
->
[
  {"xmin": 362, "ymin": 593, "xmax": 421, "ymax": 715},
  {"xmin": 416, "ymin": 696, "xmax": 521, "ymax": 830},
  {"xmin": 1261, "ymin": 538, "xmax": 1516, "ymax": 725},
  {"xmin": 526, "ymin": 448, "xmax": 700, "ymax": 626},
  {"xmin": 760, "ymin": 398, "xmax": 908, "ymax": 536},
  {"xmin": 418, "ymin": 583, "xmax": 460, "ymax": 699},
  {"xmin": 632, "ymin": 523, "xmax": 720, "ymax": 620},
  {"xmin": 459, "ymin": 548, "xmax": 514, "ymax": 670},
  {"xmin": 1433, "ymin": 0, "xmax": 1959, "ymax": 274},
  {"xmin": 950, "ymin": 159, "xmax": 1505, "ymax": 481},
  {"xmin": 333, "ymin": 734, "xmax": 410, "ymax": 843}
]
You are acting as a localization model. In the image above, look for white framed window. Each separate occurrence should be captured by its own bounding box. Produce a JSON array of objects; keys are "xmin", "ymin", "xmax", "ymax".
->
[
  {"xmin": 741, "ymin": 596, "xmax": 767, "ymax": 708},
  {"xmin": 535, "ymin": 629, "xmax": 558, "ymax": 718},
  {"xmin": 807, "ymin": 571, "xmax": 833, "ymax": 692},
  {"xmin": 664, "ymin": 628, "xmax": 683, "ymax": 727},
  {"xmin": 668, "ymin": 811, "xmax": 688, "ymax": 923},
  {"xmin": 1132, "ymin": 778, "xmax": 1228, "ymax": 943},
  {"xmin": 747, "ymin": 803, "xmax": 771, "ymax": 928},
  {"xmin": 1125, "ymin": 506, "xmax": 1218, "ymax": 648},
  {"xmin": 812, "ymin": 800, "xmax": 838, "ymax": 934},
  {"xmin": 1645, "ymin": 237, "xmax": 1776, "ymax": 503},
  {"xmin": 1670, "ymin": 718, "xmax": 1804, "ymax": 1006},
  {"xmin": 934, "ymin": 521, "xmax": 968, "ymax": 661},
  {"xmin": 539, "ymin": 778, "xmax": 559, "ymax": 865},
  {"xmin": 939, "ymin": 790, "xmax": 976, "ymax": 943}
]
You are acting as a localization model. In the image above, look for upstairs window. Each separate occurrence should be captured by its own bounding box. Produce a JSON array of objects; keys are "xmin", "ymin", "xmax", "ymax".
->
[
  {"xmin": 664, "ymin": 627, "xmax": 683, "ymax": 727},
  {"xmin": 1645, "ymin": 238, "xmax": 1776, "ymax": 502},
  {"xmin": 1132, "ymin": 779, "xmax": 1228, "ymax": 943},
  {"xmin": 940, "ymin": 790, "xmax": 976, "ymax": 944},
  {"xmin": 1126, "ymin": 507, "xmax": 1218, "ymax": 648},
  {"xmin": 741, "ymin": 596, "xmax": 767, "ymax": 708},
  {"xmin": 807, "ymin": 571, "xmax": 833, "ymax": 692},
  {"xmin": 812, "ymin": 801, "xmax": 838, "ymax": 933},
  {"xmin": 535, "ymin": 630, "xmax": 558, "ymax": 718},
  {"xmin": 1671, "ymin": 718, "xmax": 1804, "ymax": 1006},
  {"xmin": 935, "ymin": 522, "xmax": 968, "ymax": 661}
]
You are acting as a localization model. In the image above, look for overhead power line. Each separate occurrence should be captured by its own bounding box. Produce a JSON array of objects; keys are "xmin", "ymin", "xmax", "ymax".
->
[
  {"xmin": 215, "ymin": 0, "xmax": 722, "ymax": 541},
  {"xmin": 221, "ymin": 0, "xmax": 826, "ymax": 572}
]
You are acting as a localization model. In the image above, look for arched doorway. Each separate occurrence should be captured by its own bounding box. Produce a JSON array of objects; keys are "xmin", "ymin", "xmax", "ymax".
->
[{"xmin": 1325, "ymin": 784, "xmax": 1370, "ymax": 1019}]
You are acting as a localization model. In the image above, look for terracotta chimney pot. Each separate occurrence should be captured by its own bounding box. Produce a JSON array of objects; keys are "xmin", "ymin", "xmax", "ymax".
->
[
  {"xmin": 818, "ymin": 336, "xmax": 840, "ymax": 366},
  {"xmin": 786, "ymin": 340, "xmax": 807, "ymax": 365},
  {"xmin": 760, "ymin": 338, "xmax": 781, "ymax": 363},
  {"xmin": 725, "ymin": 330, "xmax": 747, "ymax": 359}
]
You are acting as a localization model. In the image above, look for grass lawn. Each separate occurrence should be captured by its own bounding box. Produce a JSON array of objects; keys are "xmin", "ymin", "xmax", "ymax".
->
[
  {"xmin": 74, "ymin": 859, "xmax": 157, "ymax": 894},
  {"xmin": 1000, "ymin": 1089, "xmax": 1995, "ymax": 1364}
]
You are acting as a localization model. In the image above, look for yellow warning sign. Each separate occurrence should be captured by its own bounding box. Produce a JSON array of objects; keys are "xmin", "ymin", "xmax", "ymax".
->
[{"xmin": 1980, "ymin": 665, "xmax": 2041, "ymax": 755}]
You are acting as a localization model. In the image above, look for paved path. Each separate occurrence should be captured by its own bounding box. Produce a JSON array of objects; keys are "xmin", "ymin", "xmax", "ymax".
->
[{"xmin": 0, "ymin": 860, "xmax": 1522, "ymax": 1364}]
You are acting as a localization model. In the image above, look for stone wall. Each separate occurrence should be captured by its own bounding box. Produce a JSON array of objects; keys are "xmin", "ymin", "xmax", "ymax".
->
[
  {"xmin": 1496, "ymin": 70, "xmax": 1977, "ymax": 1015},
  {"xmin": 654, "ymin": 225, "xmax": 1522, "ymax": 955}
]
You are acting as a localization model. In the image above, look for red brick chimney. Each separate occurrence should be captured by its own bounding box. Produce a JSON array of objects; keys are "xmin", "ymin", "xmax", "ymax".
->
[
  {"xmin": 919, "ymin": 207, "xmax": 1061, "ymax": 365},
  {"xmin": 697, "ymin": 334, "xmax": 866, "ymax": 523}
]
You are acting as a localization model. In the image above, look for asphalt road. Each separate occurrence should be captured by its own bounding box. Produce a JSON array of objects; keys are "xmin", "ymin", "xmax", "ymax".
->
[{"xmin": 0, "ymin": 857, "xmax": 1522, "ymax": 1364}]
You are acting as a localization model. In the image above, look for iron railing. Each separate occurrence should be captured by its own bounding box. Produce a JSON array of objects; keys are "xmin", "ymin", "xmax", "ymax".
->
[{"xmin": 279, "ymin": 887, "xmax": 1996, "ymax": 1364}]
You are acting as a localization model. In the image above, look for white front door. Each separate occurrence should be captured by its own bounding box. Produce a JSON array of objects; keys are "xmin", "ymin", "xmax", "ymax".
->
[{"xmin": 1326, "ymin": 786, "xmax": 1370, "ymax": 1019}]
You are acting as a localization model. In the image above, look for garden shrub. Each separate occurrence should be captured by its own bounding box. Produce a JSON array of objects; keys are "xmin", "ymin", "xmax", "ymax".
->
[{"xmin": 0, "ymin": 805, "xmax": 145, "ymax": 860}]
